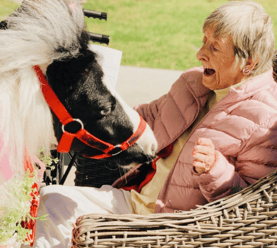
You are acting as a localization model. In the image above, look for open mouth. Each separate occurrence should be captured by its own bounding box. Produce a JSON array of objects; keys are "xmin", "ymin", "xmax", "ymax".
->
[{"xmin": 204, "ymin": 67, "xmax": 216, "ymax": 76}]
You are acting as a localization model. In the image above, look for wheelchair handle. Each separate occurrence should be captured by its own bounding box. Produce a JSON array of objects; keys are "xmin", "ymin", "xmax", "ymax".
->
[
  {"xmin": 83, "ymin": 10, "xmax": 107, "ymax": 21},
  {"xmin": 88, "ymin": 32, "xmax": 110, "ymax": 45}
]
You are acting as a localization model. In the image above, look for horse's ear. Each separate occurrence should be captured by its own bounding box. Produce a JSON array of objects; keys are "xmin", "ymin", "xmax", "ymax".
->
[{"xmin": 79, "ymin": 31, "xmax": 90, "ymax": 50}]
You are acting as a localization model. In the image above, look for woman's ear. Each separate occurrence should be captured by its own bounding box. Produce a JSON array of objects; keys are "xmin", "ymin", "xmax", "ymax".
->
[
  {"xmin": 246, "ymin": 56, "xmax": 259, "ymax": 71},
  {"xmin": 242, "ymin": 56, "xmax": 259, "ymax": 75}
]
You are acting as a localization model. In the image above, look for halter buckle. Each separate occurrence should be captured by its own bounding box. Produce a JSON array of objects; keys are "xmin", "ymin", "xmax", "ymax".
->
[
  {"xmin": 109, "ymin": 144, "xmax": 123, "ymax": 156},
  {"xmin": 62, "ymin": 119, "xmax": 84, "ymax": 133}
]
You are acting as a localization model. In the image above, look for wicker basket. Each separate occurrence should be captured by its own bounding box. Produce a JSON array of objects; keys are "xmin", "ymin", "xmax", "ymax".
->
[
  {"xmin": 74, "ymin": 154, "xmax": 126, "ymax": 187},
  {"xmin": 72, "ymin": 169, "xmax": 277, "ymax": 247}
]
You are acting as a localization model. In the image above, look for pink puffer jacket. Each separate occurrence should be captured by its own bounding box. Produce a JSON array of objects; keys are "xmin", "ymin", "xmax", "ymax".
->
[{"xmin": 136, "ymin": 66, "xmax": 277, "ymax": 213}]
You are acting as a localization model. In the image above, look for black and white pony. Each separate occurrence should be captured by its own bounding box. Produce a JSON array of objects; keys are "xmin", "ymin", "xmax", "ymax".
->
[{"xmin": 0, "ymin": 0, "xmax": 157, "ymax": 192}]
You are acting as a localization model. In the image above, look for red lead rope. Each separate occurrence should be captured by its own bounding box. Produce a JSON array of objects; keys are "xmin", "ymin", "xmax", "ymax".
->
[{"xmin": 34, "ymin": 65, "xmax": 147, "ymax": 159}]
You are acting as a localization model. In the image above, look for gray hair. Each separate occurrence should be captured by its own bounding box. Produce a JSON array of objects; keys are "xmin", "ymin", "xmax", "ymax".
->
[{"xmin": 203, "ymin": 0, "xmax": 275, "ymax": 76}]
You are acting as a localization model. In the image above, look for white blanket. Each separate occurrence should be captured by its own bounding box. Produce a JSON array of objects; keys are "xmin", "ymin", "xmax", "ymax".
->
[{"xmin": 22, "ymin": 185, "xmax": 133, "ymax": 248}]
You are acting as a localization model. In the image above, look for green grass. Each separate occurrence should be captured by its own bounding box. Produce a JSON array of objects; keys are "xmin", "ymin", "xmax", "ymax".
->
[
  {"xmin": 0, "ymin": 0, "xmax": 19, "ymax": 20},
  {"xmin": 1, "ymin": 0, "xmax": 277, "ymax": 70},
  {"xmin": 84, "ymin": 0, "xmax": 225, "ymax": 70},
  {"xmin": 84, "ymin": 0, "xmax": 277, "ymax": 70}
]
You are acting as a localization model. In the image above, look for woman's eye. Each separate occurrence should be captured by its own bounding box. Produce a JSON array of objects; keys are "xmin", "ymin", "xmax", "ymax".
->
[
  {"xmin": 100, "ymin": 106, "xmax": 112, "ymax": 116},
  {"xmin": 212, "ymin": 45, "xmax": 219, "ymax": 52}
]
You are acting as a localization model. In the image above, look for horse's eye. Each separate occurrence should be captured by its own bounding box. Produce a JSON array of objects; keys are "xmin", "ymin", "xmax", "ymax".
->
[
  {"xmin": 82, "ymin": 68, "xmax": 90, "ymax": 76},
  {"xmin": 100, "ymin": 105, "xmax": 113, "ymax": 116}
]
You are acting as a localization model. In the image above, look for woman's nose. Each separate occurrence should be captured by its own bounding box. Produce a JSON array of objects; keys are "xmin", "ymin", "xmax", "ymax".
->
[{"xmin": 196, "ymin": 46, "xmax": 208, "ymax": 62}]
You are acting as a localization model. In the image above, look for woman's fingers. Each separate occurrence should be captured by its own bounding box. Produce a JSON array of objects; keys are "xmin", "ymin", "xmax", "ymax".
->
[
  {"xmin": 193, "ymin": 145, "xmax": 214, "ymax": 156},
  {"xmin": 197, "ymin": 138, "xmax": 214, "ymax": 148},
  {"xmin": 193, "ymin": 161, "xmax": 206, "ymax": 174},
  {"xmin": 192, "ymin": 138, "xmax": 216, "ymax": 174},
  {"xmin": 192, "ymin": 152, "xmax": 214, "ymax": 165}
]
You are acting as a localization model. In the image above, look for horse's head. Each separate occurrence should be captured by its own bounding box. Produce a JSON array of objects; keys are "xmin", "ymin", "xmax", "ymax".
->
[
  {"xmin": 0, "ymin": 0, "xmax": 157, "ymax": 174},
  {"xmin": 45, "ymin": 39, "xmax": 157, "ymax": 166}
]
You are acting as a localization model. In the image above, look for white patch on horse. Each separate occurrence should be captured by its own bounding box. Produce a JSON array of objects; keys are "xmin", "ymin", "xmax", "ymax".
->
[{"xmin": 102, "ymin": 76, "xmax": 157, "ymax": 157}]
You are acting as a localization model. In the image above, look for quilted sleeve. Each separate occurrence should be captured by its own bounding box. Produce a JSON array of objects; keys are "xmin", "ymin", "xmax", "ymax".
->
[
  {"xmin": 134, "ymin": 95, "xmax": 167, "ymax": 130},
  {"xmin": 135, "ymin": 67, "xmax": 205, "ymax": 131},
  {"xmin": 193, "ymin": 124, "xmax": 277, "ymax": 202}
]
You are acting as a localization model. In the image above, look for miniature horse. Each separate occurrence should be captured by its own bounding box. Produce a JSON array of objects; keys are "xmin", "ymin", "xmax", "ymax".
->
[{"xmin": 0, "ymin": 0, "xmax": 157, "ymax": 185}]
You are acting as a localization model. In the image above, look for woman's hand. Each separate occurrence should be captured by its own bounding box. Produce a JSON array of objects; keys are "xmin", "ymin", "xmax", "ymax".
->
[{"xmin": 192, "ymin": 138, "xmax": 216, "ymax": 174}]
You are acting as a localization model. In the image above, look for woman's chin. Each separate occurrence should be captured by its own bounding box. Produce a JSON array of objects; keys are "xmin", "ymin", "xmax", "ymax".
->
[{"xmin": 202, "ymin": 77, "xmax": 216, "ymax": 90}]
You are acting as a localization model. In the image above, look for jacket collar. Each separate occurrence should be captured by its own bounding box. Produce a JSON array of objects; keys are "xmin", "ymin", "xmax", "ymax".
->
[
  {"xmin": 227, "ymin": 69, "xmax": 275, "ymax": 101},
  {"xmin": 188, "ymin": 69, "xmax": 275, "ymax": 108}
]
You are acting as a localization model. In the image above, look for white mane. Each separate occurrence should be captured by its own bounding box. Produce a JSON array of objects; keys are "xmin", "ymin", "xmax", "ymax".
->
[{"xmin": 0, "ymin": 0, "xmax": 85, "ymax": 180}]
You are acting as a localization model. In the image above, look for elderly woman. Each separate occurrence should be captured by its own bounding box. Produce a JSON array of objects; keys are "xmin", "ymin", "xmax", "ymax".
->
[
  {"xmin": 121, "ymin": 0, "xmax": 277, "ymax": 214},
  {"xmin": 25, "ymin": 1, "xmax": 277, "ymax": 247}
]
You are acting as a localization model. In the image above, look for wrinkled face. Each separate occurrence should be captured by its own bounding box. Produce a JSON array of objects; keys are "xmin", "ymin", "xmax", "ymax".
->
[
  {"xmin": 46, "ymin": 49, "xmax": 157, "ymax": 166},
  {"xmin": 196, "ymin": 27, "xmax": 245, "ymax": 90}
]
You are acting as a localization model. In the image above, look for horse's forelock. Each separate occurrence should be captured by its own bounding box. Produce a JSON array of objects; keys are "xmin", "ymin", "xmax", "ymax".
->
[{"xmin": 0, "ymin": 0, "xmax": 86, "ymax": 75}]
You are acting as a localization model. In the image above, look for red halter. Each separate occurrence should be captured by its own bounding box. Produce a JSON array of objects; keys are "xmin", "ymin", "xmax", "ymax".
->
[{"xmin": 34, "ymin": 65, "xmax": 147, "ymax": 159}]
